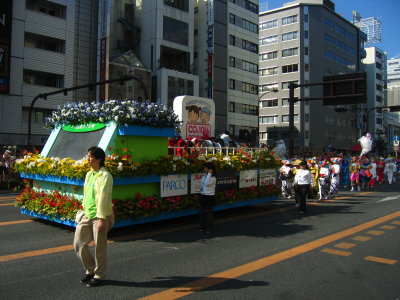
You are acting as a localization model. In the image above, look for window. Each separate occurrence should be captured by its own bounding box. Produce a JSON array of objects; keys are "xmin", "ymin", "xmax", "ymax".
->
[
  {"xmin": 260, "ymin": 35, "xmax": 278, "ymax": 45},
  {"xmin": 229, "ymin": 13, "xmax": 235, "ymax": 24},
  {"xmin": 242, "ymin": 61, "xmax": 258, "ymax": 73},
  {"xmin": 260, "ymin": 19, "xmax": 278, "ymax": 30},
  {"xmin": 260, "ymin": 51, "xmax": 278, "ymax": 61},
  {"xmin": 260, "ymin": 67, "xmax": 278, "ymax": 76},
  {"xmin": 26, "ymin": 0, "xmax": 66, "ymax": 18},
  {"xmin": 164, "ymin": 0, "xmax": 189, "ymax": 11},
  {"xmin": 304, "ymin": 31, "xmax": 309, "ymax": 39},
  {"xmin": 305, "ymin": 114, "xmax": 309, "ymax": 122},
  {"xmin": 376, "ymin": 118, "xmax": 383, "ymax": 125},
  {"xmin": 187, "ymin": 80, "xmax": 194, "ymax": 95},
  {"xmin": 230, "ymin": 35, "xmax": 235, "ymax": 46},
  {"xmin": 23, "ymin": 69, "xmax": 64, "ymax": 88},
  {"xmin": 376, "ymin": 95, "xmax": 383, "ymax": 103},
  {"xmin": 244, "ymin": 0, "xmax": 258, "ymax": 14},
  {"xmin": 230, "ymin": 56, "xmax": 235, "ymax": 67},
  {"xmin": 376, "ymin": 73, "xmax": 382, "ymax": 81},
  {"xmin": 242, "ymin": 40, "xmax": 258, "ymax": 53},
  {"xmin": 242, "ymin": 104, "xmax": 258, "ymax": 115},
  {"xmin": 230, "ymin": 79, "xmax": 236, "ymax": 90},
  {"xmin": 282, "ymin": 47, "xmax": 298, "ymax": 57},
  {"xmin": 376, "ymin": 51, "xmax": 382, "ymax": 59},
  {"xmin": 242, "ymin": 19, "xmax": 258, "ymax": 33},
  {"xmin": 282, "ymin": 114, "xmax": 299, "ymax": 122},
  {"xmin": 259, "ymin": 115, "xmax": 278, "ymax": 124},
  {"xmin": 282, "ymin": 64, "xmax": 298, "ymax": 73},
  {"xmin": 324, "ymin": 18, "xmax": 335, "ymax": 29},
  {"xmin": 282, "ymin": 31, "xmax": 298, "ymax": 41},
  {"xmin": 260, "ymin": 99, "xmax": 278, "ymax": 108},
  {"xmin": 163, "ymin": 16, "xmax": 188, "ymax": 45},
  {"xmin": 304, "ymin": 47, "xmax": 309, "ymax": 55},
  {"xmin": 25, "ymin": 33, "xmax": 65, "ymax": 53},
  {"xmin": 229, "ymin": 102, "xmax": 236, "ymax": 112},
  {"xmin": 304, "ymin": 64, "xmax": 309, "ymax": 72},
  {"xmin": 259, "ymin": 83, "xmax": 278, "ymax": 92},
  {"xmin": 242, "ymin": 82, "xmax": 258, "ymax": 94},
  {"xmin": 282, "ymin": 81, "xmax": 298, "ymax": 89},
  {"xmin": 304, "ymin": 130, "xmax": 309, "ymax": 139},
  {"xmin": 282, "ymin": 15, "xmax": 298, "ymax": 25},
  {"xmin": 376, "ymin": 84, "xmax": 382, "ymax": 92},
  {"xmin": 304, "ymin": 14, "xmax": 309, "ymax": 22},
  {"xmin": 376, "ymin": 62, "xmax": 382, "ymax": 69}
]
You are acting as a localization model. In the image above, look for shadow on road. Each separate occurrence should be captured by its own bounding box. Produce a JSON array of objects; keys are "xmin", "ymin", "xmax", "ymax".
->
[{"xmin": 102, "ymin": 275, "xmax": 269, "ymax": 291}]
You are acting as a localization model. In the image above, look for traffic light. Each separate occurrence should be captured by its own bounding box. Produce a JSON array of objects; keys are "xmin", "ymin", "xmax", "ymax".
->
[{"xmin": 388, "ymin": 105, "xmax": 400, "ymax": 112}]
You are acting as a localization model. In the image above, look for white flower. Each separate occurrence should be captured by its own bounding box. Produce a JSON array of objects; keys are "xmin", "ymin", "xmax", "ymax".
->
[
  {"xmin": 172, "ymin": 164, "xmax": 177, "ymax": 171},
  {"xmin": 223, "ymin": 157, "xmax": 231, "ymax": 161},
  {"xmin": 117, "ymin": 162, "xmax": 123, "ymax": 171},
  {"xmin": 114, "ymin": 116, "xmax": 119, "ymax": 121}
]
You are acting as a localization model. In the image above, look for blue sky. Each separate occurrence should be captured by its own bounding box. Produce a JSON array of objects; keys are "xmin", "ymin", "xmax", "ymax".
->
[{"xmin": 260, "ymin": 0, "xmax": 400, "ymax": 59}]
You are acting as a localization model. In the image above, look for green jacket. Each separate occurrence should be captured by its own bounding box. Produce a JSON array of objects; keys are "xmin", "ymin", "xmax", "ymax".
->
[{"xmin": 83, "ymin": 167, "xmax": 113, "ymax": 219}]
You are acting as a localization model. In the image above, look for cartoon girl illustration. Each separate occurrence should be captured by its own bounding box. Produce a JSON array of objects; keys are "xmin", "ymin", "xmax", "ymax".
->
[{"xmin": 186, "ymin": 105, "xmax": 200, "ymax": 124}]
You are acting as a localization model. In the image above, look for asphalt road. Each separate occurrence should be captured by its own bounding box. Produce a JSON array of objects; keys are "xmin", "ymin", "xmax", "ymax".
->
[{"xmin": 0, "ymin": 184, "xmax": 400, "ymax": 300}]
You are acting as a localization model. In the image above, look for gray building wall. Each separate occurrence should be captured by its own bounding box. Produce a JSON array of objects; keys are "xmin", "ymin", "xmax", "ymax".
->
[{"xmin": 259, "ymin": 0, "xmax": 365, "ymax": 152}]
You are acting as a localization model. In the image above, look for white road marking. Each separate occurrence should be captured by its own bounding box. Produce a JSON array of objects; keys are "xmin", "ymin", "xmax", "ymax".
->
[{"xmin": 378, "ymin": 195, "xmax": 400, "ymax": 203}]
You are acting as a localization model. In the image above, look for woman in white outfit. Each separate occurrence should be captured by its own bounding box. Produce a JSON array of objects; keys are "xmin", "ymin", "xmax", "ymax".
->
[{"xmin": 384, "ymin": 158, "xmax": 397, "ymax": 184}]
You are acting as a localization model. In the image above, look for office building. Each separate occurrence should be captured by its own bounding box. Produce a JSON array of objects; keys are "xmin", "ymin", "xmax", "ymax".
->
[
  {"xmin": 194, "ymin": 0, "xmax": 260, "ymax": 142},
  {"xmin": 259, "ymin": 0, "xmax": 367, "ymax": 152},
  {"xmin": 0, "ymin": 0, "xmax": 99, "ymax": 147}
]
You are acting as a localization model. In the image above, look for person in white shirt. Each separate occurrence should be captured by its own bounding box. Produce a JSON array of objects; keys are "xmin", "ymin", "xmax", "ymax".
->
[
  {"xmin": 329, "ymin": 158, "xmax": 341, "ymax": 198},
  {"xmin": 318, "ymin": 161, "xmax": 330, "ymax": 200},
  {"xmin": 199, "ymin": 162, "xmax": 217, "ymax": 233},
  {"xmin": 293, "ymin": 160, "xmax": 312, "ymax": 214},
  {"xmin": 369, "ymin": 157, "xmax": 377, "ymax": 188},
  {"xmin": 384, "ymin": 158, "xmax": 397, "ymax": 184}
]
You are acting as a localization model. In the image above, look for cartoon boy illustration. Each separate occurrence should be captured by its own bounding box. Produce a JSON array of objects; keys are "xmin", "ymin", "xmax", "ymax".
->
[
  {"xmin": 200, "ymin": 107, "xmax": 211, "ymax": 124},
  {"xmin": 186, "ymin": 105, "xmax": 200, "ymax": 124}
]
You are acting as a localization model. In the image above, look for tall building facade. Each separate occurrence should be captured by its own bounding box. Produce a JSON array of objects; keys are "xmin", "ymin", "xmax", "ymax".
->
[
  {"xmin": 0, "ymin": 0, "xmax": 99, "ymax": 147},
  {"xmin": 137, "ymin": 0, "xmax": 199, "ymax": 107},
  {"xmin": 259, "ymin": 0, "xmax": 367, "ymax": 152},
  {"xmin": 363, "ymin": 47, "xmax": 387, "ymax": 140},
  {"xmin": 387, "ymin": 57, "xmax": 400, "ymax": 106},
  {"xmin": 194, "ymin": 0, "xmax": 260, "ymax": 142}
]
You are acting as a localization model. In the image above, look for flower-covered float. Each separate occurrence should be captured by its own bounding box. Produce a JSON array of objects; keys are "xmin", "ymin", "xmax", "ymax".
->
[{"xmin": 15, "ymin": 98, "xmax": 280, "ymax": 227}]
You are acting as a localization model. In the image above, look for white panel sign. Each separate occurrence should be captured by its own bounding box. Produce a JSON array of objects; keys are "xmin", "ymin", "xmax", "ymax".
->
[
  {"xmin": 207, "ymin": 0, "xmax": 214, "ymax": 25},
  {"xmin": 161, "ymin": 174, "xmax": 188, "ymax": 197},
  {"xmin": 173, "ymin": 96, "xmax": 215, "ymax": 140},
  {"xmin": 239, "ymin": 170, "xmax": 258, "ymax": 188},
  {"xmin": 259, "ymin": 169, "xmax": 277, "ymax": 186},
  {"xmin": 191, "ymin": 173, "xmax": 203, "ymax": 194}
]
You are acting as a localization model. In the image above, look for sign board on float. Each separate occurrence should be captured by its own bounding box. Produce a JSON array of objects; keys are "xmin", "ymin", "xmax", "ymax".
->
[{"xmin": 173, "ymin": 96, "xmax": 215, "ymax": 140}]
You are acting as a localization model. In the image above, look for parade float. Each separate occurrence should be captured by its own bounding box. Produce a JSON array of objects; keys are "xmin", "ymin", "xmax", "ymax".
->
[{"xmin": 14, "ymin": 97, "xmax": 280, "ymax": 228}]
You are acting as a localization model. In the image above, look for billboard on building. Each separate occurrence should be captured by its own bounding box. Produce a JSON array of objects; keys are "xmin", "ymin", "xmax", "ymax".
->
[
  {"xmin": 97, "ymin": 0, "xmax": 110, "ymax": 101},
  {"xmin": 0, "ymin": 0, "xmax": 13, "ymax": 94},
  {"xmin": 173, "ymin": 96, "xmax": 215, "ymax": 140}
]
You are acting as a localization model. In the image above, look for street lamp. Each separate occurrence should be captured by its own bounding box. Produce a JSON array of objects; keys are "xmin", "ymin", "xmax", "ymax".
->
[{"xmin": 258, "ymin": 89, "xmax": 278, "ymax": 147}]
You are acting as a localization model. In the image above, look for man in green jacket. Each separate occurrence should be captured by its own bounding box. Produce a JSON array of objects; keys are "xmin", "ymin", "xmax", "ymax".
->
[{"xmin": 73, "ymin": 146, "xmax": 114, "ymax": 287}]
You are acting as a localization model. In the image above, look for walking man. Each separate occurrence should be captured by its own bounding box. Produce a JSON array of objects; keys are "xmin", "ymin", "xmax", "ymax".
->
[{"xmin": 73, "ymin": 146, "xmax": 114, "ymax": 287}]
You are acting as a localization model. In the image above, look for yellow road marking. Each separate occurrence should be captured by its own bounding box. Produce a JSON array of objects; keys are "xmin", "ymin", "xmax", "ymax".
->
[
  {"xmin": 391, "ymin": 220, "xmax": 400, "ymax": 225},
  {"xmin": 352, "ymin": 236, "xmax": 371, "ymax": 242},
  {"xmin": 334, "ymin": 242, "xmax": 357, "ymax": 250},
  {"xmin": 367, "ymin": 230, "xmax": 385, "ymax": 236},
  {"xmin": 364, "ymin": 256, "xmax": 398, "ymax": 265},
  {"xmin": 321, "ymin": 248, "xmax": 352, "ymax": 256},
  {"xmin": 138, "ymin": 210, "xmax": 400, "ymax": 300},
  {"xmin": 380, "ymin": 225, "xmax": 396, "ymax": 230},
  {"xmin": 0, "ymin": 220, "xmax": 34, "ymax": 226}
]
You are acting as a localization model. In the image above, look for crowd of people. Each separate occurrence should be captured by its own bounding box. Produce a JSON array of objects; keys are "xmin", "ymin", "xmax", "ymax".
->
[{"xmin": 279, "ymin": 154, "xmax": 398, "ymax": 213}]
